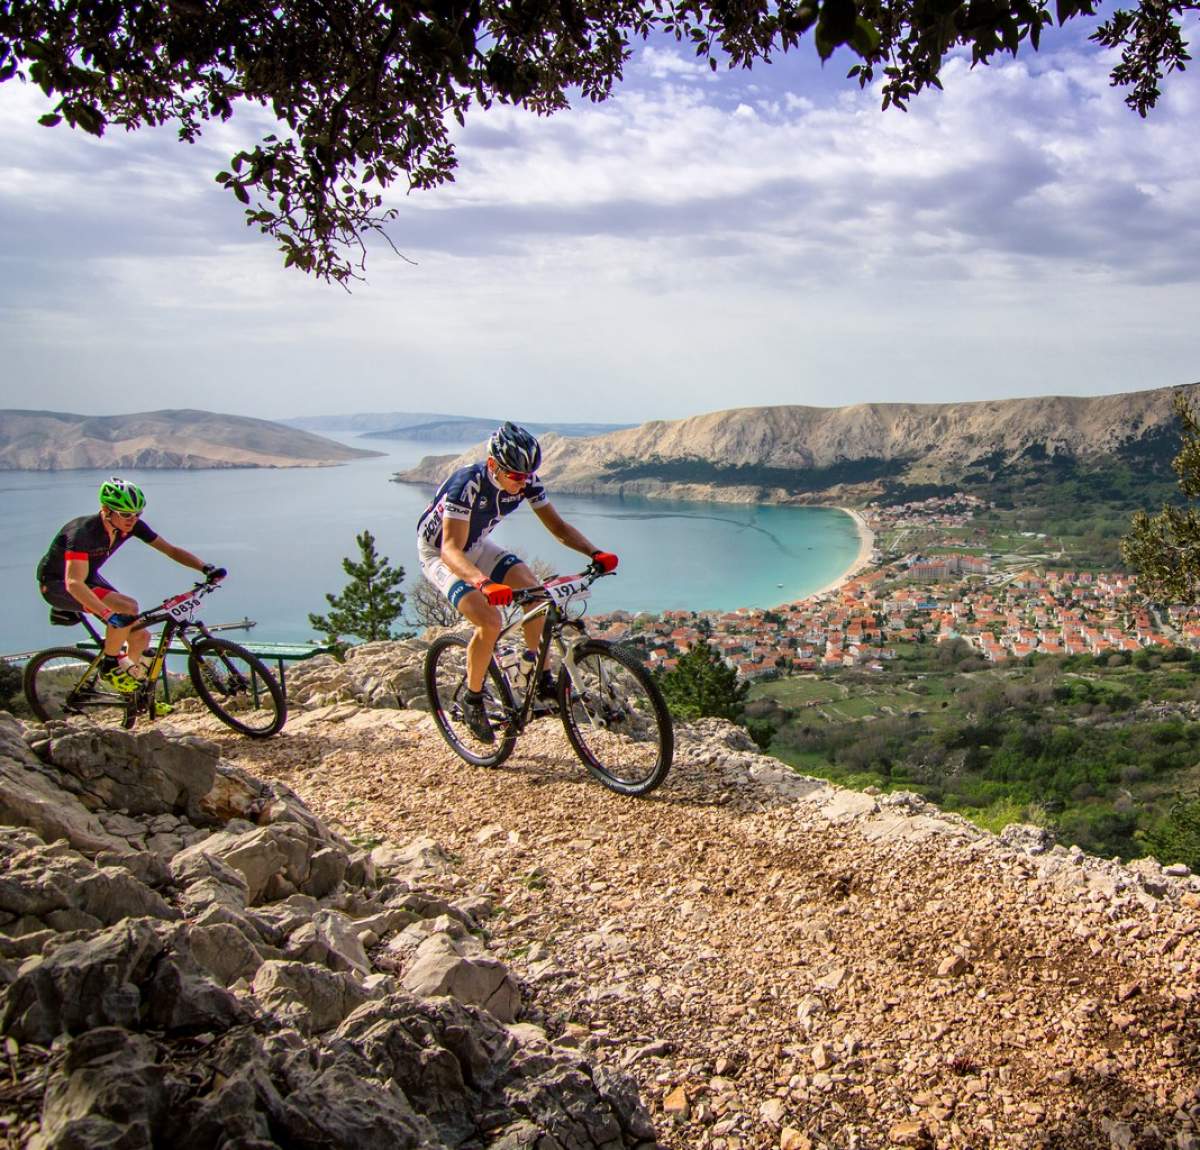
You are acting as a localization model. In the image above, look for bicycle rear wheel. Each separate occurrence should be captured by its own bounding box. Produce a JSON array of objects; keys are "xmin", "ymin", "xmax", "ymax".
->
[
  {"xmin": 187, "ymin": 638, "xmax": 286, "ymax": 738},
  {"xmin": 23, "ymin": 647, "xmax": 132, "ymax": 727},
  {"xmin": 424, "ymin": 634, "xmax": 517, "ymax": 768},
  {"xmin": 558, "ymin": 641, "xmax": 673, "ymax": 796}
]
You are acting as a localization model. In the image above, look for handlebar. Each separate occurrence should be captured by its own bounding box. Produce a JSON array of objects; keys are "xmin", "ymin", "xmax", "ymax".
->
[
  {"xmin": 123, "ymin": 572, "xmax": 226, "ymax": 628},
  {"xmin": 508, "ymin": 562, "xmax": 612, "ymax": 608}
]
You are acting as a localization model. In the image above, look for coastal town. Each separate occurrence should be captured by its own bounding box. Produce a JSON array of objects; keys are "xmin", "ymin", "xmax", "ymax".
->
[{"xmin": 586, "ymin": 494, "xmax": 1195, "ymax": 679}]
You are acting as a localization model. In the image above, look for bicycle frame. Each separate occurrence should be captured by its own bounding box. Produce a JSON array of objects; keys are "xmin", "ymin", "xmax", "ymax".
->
[
  {"xmin": 61, "ymin": 578, "xmax": 258, "ymax": 710},
  {"xmin": 488, "ymin": 568, "xmax": 607, "ymax": 732}
]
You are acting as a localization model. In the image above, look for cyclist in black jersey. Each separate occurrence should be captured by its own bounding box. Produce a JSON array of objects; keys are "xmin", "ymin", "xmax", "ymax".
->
[
  {"xmin": 37, "ymin": 477, "xmax": 222, "ymax": 693},
  {"xmin": 417, "ymin": 422, "xmax": 618, "ymax": 743}
]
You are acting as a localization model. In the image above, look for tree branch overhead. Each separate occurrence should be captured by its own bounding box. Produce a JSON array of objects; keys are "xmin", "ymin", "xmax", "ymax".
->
[{"xmin": 1, "ymin": 0, "xmax": 1192, "ymax": 281}]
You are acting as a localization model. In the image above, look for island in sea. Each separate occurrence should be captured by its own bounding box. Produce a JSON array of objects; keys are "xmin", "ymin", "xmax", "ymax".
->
[{"xmin": 0, "ymin": 409, "xmax": 381, "ymax": 470}]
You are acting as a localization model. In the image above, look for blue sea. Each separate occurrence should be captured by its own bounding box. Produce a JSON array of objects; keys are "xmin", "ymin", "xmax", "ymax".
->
[{"xmin": 0, "ymin": 436, "xmax": 862, "ymax": 655}]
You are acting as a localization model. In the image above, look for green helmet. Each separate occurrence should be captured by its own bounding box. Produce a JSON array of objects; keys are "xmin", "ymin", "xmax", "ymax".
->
[{"xmin": 98, "ymin": 477, "xmax": 147, "ymax": 515}]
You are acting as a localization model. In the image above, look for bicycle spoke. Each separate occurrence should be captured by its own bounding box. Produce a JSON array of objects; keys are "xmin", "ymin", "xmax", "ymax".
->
[
  {"xmin": 23, "ymin": 648, "xmax": 130, "ymax": 725},
  {"xmin": 560, "ymin": 642, "xmax": 673, "ymax": 796},
  {"xmin": 187, "ymin": 638, "xmax": 286, "ymax": 738},
  {"xmin": 424, "ymin": 635, "xmax": 516, "ymax": 768}
]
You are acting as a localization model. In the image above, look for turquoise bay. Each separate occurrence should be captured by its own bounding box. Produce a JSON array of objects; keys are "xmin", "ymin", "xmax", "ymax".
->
[{"xmin": 1, "ymin": 437, "xmax": 861, "ymax": 653}]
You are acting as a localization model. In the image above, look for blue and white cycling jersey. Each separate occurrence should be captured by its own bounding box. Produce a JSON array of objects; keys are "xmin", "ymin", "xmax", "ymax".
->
[{"xmin": 417, "ymin": 462, "xmax": 549, "ymax": 558}]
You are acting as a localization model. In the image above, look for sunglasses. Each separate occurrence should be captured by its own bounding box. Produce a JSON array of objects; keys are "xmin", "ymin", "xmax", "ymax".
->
[
  {"xmin": 107, "ymin": 509, "xmax": 141, "ymax": 521},
  {"xmin": 493, "ymin": 463, "xmax": 530, "ymax": 482}
]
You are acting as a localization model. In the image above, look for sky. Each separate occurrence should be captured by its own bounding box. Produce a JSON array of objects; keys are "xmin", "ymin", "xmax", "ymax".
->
[{"xmin": 1, "ymin": 18, "xmax": 1197, "ymax": 426}]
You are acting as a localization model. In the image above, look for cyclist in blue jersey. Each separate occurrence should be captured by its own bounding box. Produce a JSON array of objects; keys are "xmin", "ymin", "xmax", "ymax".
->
[
  {"xmin": 418, "ymin": 422, "xmax": 618, "ymax": 743},
  {"xmin": 37, "ymin": 477, "xmax": 222, "ymax": 694}
]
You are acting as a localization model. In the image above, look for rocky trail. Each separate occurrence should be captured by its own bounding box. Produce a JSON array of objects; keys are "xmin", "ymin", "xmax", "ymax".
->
[{"xmin": 168, "ymin": 700, "xmax": 1200, "ymax": 1150}]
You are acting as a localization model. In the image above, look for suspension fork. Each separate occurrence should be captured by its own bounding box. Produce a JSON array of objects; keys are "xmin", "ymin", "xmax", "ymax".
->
[{"xmin": 558, "ymin": 620, "xmax": 592, "ymax": 695}]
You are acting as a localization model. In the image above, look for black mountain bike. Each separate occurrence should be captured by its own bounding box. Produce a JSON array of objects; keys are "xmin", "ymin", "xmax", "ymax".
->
[
  {"xmin": 424, "ymin": 564, "xmax": 673, "ymax": 796},
  {"xmin": 23, "ymin": 574, "xmax": 287, "ymax": 738}
]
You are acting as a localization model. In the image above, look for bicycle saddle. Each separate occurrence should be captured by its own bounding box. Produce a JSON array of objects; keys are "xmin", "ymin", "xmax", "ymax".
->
[{"xmin": 49, "ymin": 607, "xmax": 83, "ymax": 626}]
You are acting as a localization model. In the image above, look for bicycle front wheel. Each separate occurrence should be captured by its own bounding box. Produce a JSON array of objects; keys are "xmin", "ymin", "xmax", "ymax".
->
[
  {"xmin": 187, "ymin": 638, "xmax": 286, "ymax": 738},
  {"xmin": 23, "ymin": 647, "xmax": 131, "ymax": 726},
  {"xmin": 559, "ymin": 641, "xmax": 673, "ymax": 797},
  {"xmin": 424, "ymin": 634, "xmax": 517, "ymax": 768}
]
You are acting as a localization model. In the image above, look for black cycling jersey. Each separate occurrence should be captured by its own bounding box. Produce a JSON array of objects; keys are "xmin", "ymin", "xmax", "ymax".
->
[
  {"xmin": 36, "ymin": 514, "xmax": 158, "ymax": 584},
  {"xmin": 417, "ymin": 462, "xmax": 548, "ymax": 554}
]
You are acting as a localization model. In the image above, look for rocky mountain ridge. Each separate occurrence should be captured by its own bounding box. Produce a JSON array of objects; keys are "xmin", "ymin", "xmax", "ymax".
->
[
  {"xmin": 0, "ymin": 409, "xmax": 381, "ymax": 470},
  {"xmin": 283, "ymin": 412, "xmax": 631, "ymax": 441},
  {"xmin": 5, "ymin": 638, "xmax": 1194, "ymax": 1148},
  {"xmin": 396, "ymin": 383, "xmax": 1200, "ymax": 505}
]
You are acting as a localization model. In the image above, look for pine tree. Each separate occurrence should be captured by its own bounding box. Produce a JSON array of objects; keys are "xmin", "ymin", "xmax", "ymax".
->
[
  {"xmin": 309, "ymin": 530, "xmax": 406, "ymax": 643},
  {"xmin": 656, "ymin": 639, "xmax": 750, "ymax": 722},
  {"xmin": 1122, "ymin": 390, "xmax": 1200, "ymax": 603}
]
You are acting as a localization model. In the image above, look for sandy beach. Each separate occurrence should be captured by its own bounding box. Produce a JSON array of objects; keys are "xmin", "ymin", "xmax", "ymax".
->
[{"xmin": 799, "ymin": 507, "xmax": 876, "ymax": 601}]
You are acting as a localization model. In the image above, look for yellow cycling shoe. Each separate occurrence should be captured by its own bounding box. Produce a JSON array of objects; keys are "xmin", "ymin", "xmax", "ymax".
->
[{"xmin": 101, "ymin": 665, "xmax": 141, "ymax": 694}]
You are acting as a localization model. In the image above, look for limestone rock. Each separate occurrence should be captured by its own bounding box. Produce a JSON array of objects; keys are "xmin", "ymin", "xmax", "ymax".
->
[
  {"xmin": 32, "ymin": 1028, "xmax": 167, "ymax": 1150},
  {"xmin": 45, "ymin": 727, "xmax": 219, "ymax": 820},
  {"xmin": 0, "ymin": 714, "xmax": 658, "ymax": 1150},
  {"xmin": 285, "ymin": 640, "xmax": 431, "ymax": 711},
  {"xmin": 999, "ymin": 823, "xmax": 1054, "ymax": 855},
  {"xmin": 185, "ymin": 921, "xmax": 266, "ymax": 986},
  {"xmin": 401, "ymin": 932, "xmax": 521, "ymax": 1022},
  {"xmin": 252, "ymin": 959, "xmax": 378, "ymax": 1034},
  {"xmin": 284, "ymin": 909, "xmax": 372, "ymax": 974},
  {"xmin": 1, "ymin": 917, "xmax": 169, "ymax": 1043},
  {"xmin": 171, "ymin": 823, "xmax": 316, "ymax": 905},
  {"xmin": 0, "ymin": 722, "xmax": 127, "ymax": 855}
]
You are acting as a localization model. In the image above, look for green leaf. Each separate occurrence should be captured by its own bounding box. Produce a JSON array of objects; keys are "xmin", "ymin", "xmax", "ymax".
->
[
  {"xmin": 233, "ymin": 183, "xmax": 250, "ymax": 204},
  {"xmin": 849, "ymin": 15, "xmax": 882, "ymax": 56},
  {"xmin": 816, "ymin": 0, "xmax": 858, "ymax": 57},
  {"xmin": 38, "ymin": 113, "xmax": 62, "ymax": 127}
]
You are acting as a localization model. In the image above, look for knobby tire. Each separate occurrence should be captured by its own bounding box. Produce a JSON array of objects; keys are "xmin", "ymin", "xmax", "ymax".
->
[
  {"xmin": 558, "ymin": 640, "xmax": 673, "ymax": 797},
  {"xmin": 23, "ymin": 646, "xmax": 133, "ymax": 727},
  {"xmin": 424, "ymin": 634, "xmax": 517, "ymax": 768},
  {"xmin": 187, "ymin": 638, "xmax": 286, "ymax": 738}
]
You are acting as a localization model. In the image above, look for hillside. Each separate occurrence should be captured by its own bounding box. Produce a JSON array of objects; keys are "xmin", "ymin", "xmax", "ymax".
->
[
  {"xmin": 177, "ymin": 668, "xmax": 1200, "ymax": 1150},
  {"xmin": 395, "ymin": 383, "xmax": 1200, "ymax": 506},
  {"xmin": 0, "ymin": 409, "xmax": 382, "ymax": 470},
  {"xmin": 283, "ymin": 411, "xmax": 631, "ymax": 440},
  {"xmin": 4, "ymin": 643, "xmax": 1199, "ymax": 1148}
]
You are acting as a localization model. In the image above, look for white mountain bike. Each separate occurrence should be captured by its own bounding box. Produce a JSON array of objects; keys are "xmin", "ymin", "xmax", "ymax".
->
[{"xmin": 423, "ymin": 563, "xmax": 673, "ymax": 797}]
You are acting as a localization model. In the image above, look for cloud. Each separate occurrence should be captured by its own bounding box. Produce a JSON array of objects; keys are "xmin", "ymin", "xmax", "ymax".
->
[
  {"xmin": 0, "ymin": 27, "xmax": 1197, "ymax": 421},
  {"xmin": 427, "ymin": 42, "xmax": 1200, "ymax": 288},
  {"xmin": 639, "ymin": 46, "xmax": 717, "ymax": 82}
]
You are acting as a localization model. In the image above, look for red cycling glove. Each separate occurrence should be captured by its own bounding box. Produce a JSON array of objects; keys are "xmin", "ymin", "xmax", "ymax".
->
[
  {"xmin": 591, "ymin": 550, "xmax": 619, "ymax": 573},
  {"xmin": 479, "ymin": 581, "xmax": 513, "ymax": 607}
]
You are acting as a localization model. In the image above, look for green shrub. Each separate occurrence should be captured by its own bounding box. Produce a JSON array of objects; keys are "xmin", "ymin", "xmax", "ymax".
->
[
  {"xmin": 0, "ymin": 660, "xmax": 22, "ymax": 711},
  {"xmin": 1140, "ymin": 796, "xmax": 1200, "ymax": 871}
]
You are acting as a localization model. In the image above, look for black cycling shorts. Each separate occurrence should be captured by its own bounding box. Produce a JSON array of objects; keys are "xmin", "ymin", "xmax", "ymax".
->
[{"xmin": 39, "ymin": 574, "xmax": 117, "ymax": 616}]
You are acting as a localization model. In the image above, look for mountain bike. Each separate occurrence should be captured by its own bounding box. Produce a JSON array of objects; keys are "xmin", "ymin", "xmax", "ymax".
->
[
  {"xmin": 23, "ymin": 573, "xmax": 287, "ymax": 738},
  {"xmin": 424, "ymin": 563, "xmax": 673, "ymax": 796}
]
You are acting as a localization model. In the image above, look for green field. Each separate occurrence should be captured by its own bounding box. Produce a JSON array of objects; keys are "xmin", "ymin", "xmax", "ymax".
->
[{"xmin": 749, "ymin": 646, "xmax": 1200, "ymax": 867}]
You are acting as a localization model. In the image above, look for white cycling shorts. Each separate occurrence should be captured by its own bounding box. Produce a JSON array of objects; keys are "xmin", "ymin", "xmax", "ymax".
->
[{"xmin": 419, "ymin": 539, "xmax": 524, "ymax": 608}]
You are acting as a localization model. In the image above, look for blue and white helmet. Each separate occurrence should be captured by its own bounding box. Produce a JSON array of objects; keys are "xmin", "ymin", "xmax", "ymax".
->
[{"xmin": 489, "ymin": 422, "xmax": 541, "ymax": 473}]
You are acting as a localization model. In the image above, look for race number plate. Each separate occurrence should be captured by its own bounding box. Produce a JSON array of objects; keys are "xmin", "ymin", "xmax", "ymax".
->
[
  {"xmin": 165, "ymin": 593, "xmax": 202, "ymax": 622},
  {"xmin": 545, "ymin": 577, "xmax": 590, "ymax": 606}
]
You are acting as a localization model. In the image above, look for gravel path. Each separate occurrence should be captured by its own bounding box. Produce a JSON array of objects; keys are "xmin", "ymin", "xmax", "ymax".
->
[{"xmin": 172, "ymin": 705, "xmax": 1200, "ymax": 1150}]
